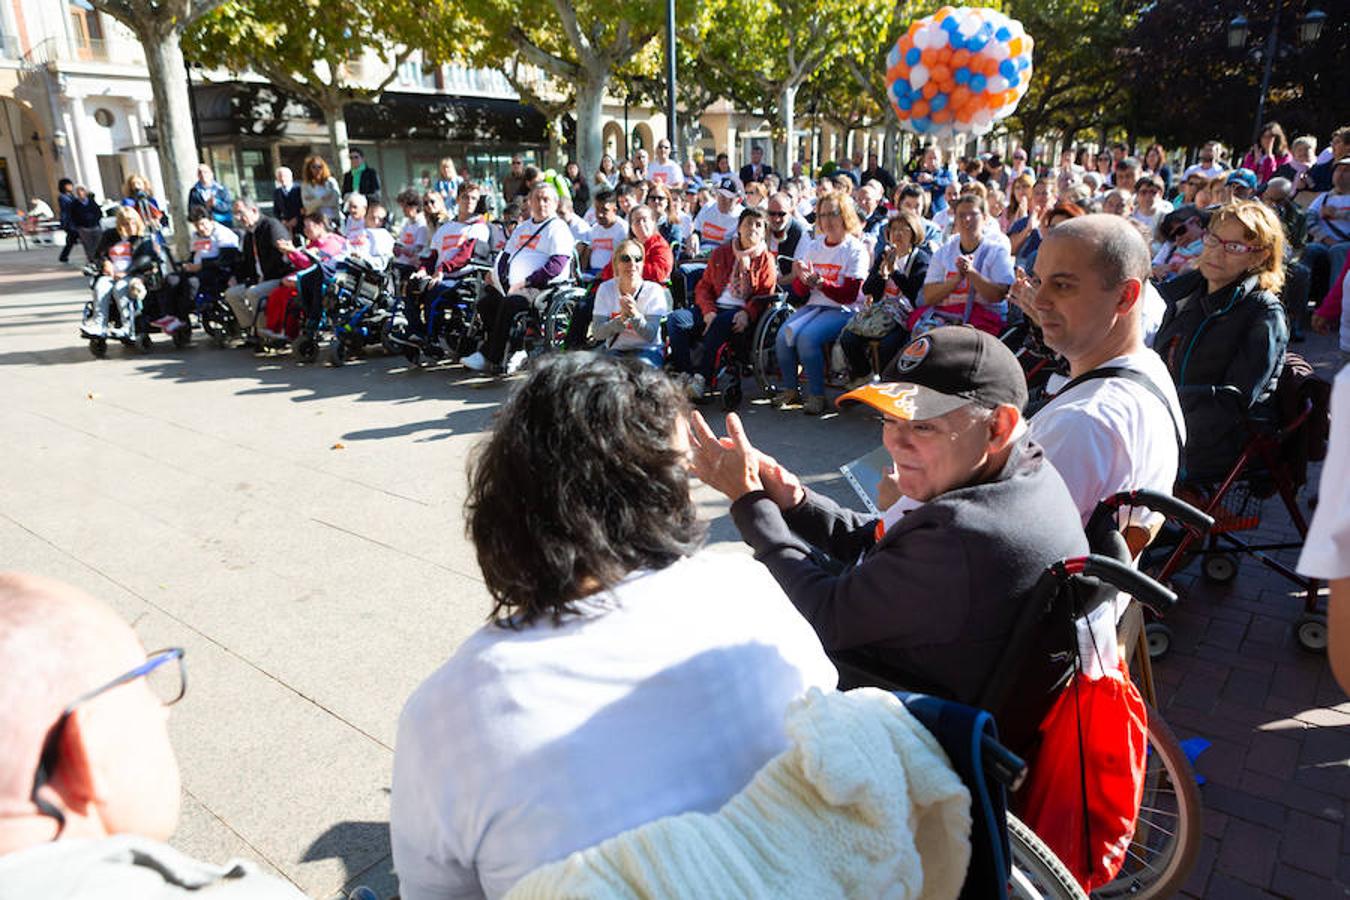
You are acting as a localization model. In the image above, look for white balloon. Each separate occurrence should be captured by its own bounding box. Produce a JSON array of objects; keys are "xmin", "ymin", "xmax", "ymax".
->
[
  {"xmin": 990, "ymin": 41, "xmax": 1010, "ymax": 61},
  {"xmin": 910, "ymin": 64, "xmax": 930, "ymax": 90},
  {"xmin": 988, "ymin": 75, "xmax": 1009, "ymax": 94},
  {"xmin": 973, "ymin": 108, "xmax": 994, "ymax": 126}
]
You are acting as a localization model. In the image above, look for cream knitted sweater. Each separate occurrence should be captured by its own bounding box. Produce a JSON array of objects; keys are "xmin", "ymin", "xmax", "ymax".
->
[{"xmin": 505, "ymin": 687, "xmax": 972, "ymax": 900}]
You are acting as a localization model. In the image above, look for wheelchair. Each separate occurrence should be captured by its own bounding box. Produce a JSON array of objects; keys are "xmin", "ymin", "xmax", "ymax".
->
[
  {"xmin": 833, "ymin": 490, "xmax": 1210, "ymax": 899},
  {"xmin": 506, "ymin": 277, "xmax": 589, "ymax": 364},
  {"xmin": 79, "ymin": 248, "xmax": 190, "ymax": 358},
  {"xmin": 1142, "ymin": 375, "xmax": 1327, "ymax": 656},
  {"xmin": 321, "ymin": 256, "xmax": 400, "ymax": 366},
  {"xmin": 748, "ymin": 296, "xmax": 854, "ymax": 399},
  {"xmin": 192, "ymin": 266, "xmax": 242, "ymax": 349}
]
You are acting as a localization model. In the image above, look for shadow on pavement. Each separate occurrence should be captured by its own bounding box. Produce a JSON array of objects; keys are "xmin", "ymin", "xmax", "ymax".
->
[{"xmin": 302, "ymin": 820, "xmax": 398, "ymax": 900}]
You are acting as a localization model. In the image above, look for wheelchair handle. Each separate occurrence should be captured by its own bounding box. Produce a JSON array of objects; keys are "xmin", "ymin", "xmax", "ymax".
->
[
  {"xmin": 982, "ymin": 733, "xmax": 1027, "ymax": 792},
  {"xmin": 1093, "ymin": 489, "xmax": 1216, "ymax": 533},
  {"xmin": 1056, "ymin": 554, "xmax": 1177, "ymax": 617}
]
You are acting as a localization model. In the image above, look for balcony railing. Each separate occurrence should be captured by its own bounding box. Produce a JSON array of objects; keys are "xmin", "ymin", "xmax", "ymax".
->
[{"xmin": 22, "ymin": 37, "xmax": 145, "ymax": 67}]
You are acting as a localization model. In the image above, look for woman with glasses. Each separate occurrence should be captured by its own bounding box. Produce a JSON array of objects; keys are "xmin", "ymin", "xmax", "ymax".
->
[
  {"xmin": 646, "ymin": 182, "xmax": 683, "ymax": 251},
  {"xmin": 589, "ymin": 238, "xmax": 671, "ymax": 367},
  {"xmin": 390, "ymin": 355, "xmax": 834, "ymax": 900},
  {"xmin": 300, "ymin": 155, "xmax": 341, "ymax": 225},
  {"xmin": 1154, "ymin": 200, "xmax": 1290, "ymax": 480}
]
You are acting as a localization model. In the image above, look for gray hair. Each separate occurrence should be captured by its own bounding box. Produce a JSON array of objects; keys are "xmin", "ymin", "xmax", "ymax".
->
[
  {"xmin": 345, "ymin": 192, "xmax": 368, "ymax": 208},
  {"xmin": 1117, "ymin": 156, "xmax": 1141, "ymax": 172},
  {"xmin": 1082, "ymin": 172, "xmax": 1104, "ymax": 191},
  {"xmin": 1047, "ymin": 213, "xmax": 1151, "ymax": 289},
  {"xmin": 1265, "ymin": 177, "xmax": 1294, "ymax": 200}
]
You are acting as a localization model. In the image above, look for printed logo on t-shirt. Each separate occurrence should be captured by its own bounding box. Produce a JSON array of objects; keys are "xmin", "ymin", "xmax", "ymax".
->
[
  {"xmin": 592, "ymin": 237, "xmax": 615, "ymax": 252},
  {"xmin": 402, "ymin": 231, "xmax": 417, "ymax": 245},
  {"xmin": 109, "ymin": 242, "xmax": 133, "ymax": 273},
  {"xmin": 883, "ymin": 280, "xmax": 901, "ymax": 300},
  {"xmin": 441, "ymin": 233, "xmax": 464, "ymax": 254},
  {"xmin": 702, "ymin": 222, "xmax": 727, "ymax": 243},
  {"xmin": 815, "ymin": 262, "xmax": 842, "ymax": 286},
  {"xmin": 513, "ymin": 232, "xmax": 542, "ymax": 251},
  {"xmin": 191, "ymin": 238, "xmax": 212, "ymax": 255}
]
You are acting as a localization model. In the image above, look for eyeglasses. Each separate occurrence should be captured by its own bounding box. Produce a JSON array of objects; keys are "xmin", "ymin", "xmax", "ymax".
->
[
  {"xmin": 818, "ymin": 211, "xmax": 842, "ymax": 220},
  {"xmin": 1167, "ymin": 222, "xmax": 1197, "ymax": 241},
  {"xmin": 617, "ymin": 254, "xmax": 644, "ymax": 263},
  {"xmin": 1202, "ymin": 232, "xmax": 1262, "ymax": 254},
  {"xmin": 31, "ymin": 647, "xmax": 186, "ymax": 833},
  {"xmin": 767, "ymin": 210, "xmax": 788, "ymax": 218}
]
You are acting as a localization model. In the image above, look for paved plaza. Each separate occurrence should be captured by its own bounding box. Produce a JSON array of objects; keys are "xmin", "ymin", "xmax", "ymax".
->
[{"xmin": 1, "ymin": 242, "xmax": 1346, "ymax": 899}]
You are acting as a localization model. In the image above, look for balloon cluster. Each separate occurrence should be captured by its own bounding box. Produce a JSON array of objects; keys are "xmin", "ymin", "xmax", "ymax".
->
[{"xmin": 884, "ymin": 6, "xmax": 1033, "ymax": 138}]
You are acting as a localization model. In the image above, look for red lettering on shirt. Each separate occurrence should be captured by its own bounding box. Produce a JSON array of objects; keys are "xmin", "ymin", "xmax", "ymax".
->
[
  {"xmin": 192, "ymin": 238, "xmax": 212, "ymax": 255},
  {"xmin": 815, "ymin": 262, "xmax": 842, "ymax": 286},
  {"xmin": 703, "ymin": 222, "xmax": 727, "ymax": 242},
  {"xmin": 593, "ymin": 237, "xmax": 614, "ymax": 252},
  {"xmin": 514, "ymin": 232, "xmax": 542, "ymax": 251}
]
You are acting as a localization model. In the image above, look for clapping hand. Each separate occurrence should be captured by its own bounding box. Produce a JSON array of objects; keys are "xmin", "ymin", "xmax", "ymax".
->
[
  {"xmin": 688, "ymin": 411, "xmax": 763, "ymax": 501},
  {"xmin": 618, "ymin": 294, "xmax": 639, "ymax": 319},
  {"xmin": 955, "ymin": 254, "xmax": 973, "ymax": 276}
]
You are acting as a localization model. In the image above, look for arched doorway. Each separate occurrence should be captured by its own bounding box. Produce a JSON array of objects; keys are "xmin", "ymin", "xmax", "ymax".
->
[
  {"xmin": 631, "ymin": 122, "xmax": 654, "ymax": 155},
  {"xmin": 0, "ymin": 97, "xmax": 54, "ymax": 207},
  {"xmin": 602, "ymin": 121, "xmax": 624, "ymax": 163}
]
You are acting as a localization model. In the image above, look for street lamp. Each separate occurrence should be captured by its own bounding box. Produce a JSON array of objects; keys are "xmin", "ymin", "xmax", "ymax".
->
[{"xmin": 1227, "ymin": 4, "xmax": 1327, "ymax": 147}]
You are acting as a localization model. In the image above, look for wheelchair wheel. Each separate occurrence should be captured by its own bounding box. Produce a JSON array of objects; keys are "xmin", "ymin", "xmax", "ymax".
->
[
  {"xmin": 1295, "ymin": 613, "xmax": 1328, "ymax": 652},
  {"xmin": 543, "ymin": 290, "xmax": 578, "ymax": 351},
  {"xmin": 1144, "ymin": 622, "xmax": 1172, "ymax": 660},
  {"xmin": 88, "ymin": 337, "xmax": 107, "ymax": 359},
  {"xmin": 380, "ymin": 317, "xmax": 401, "ymax": 356},
  {"xmin": 1201, "ymin": 553, "xmax": 1238, "ymax": 584},
  {"xmin": 295, "ymin": 335, "xmax": 319, "ymax": 364},
  {"xmin": 329, "ymin": 338, "xmax": 349, "ymax": 366},
  {"xmin": 1007, "ymin": 813, "xmax": 1086, "ymax": 899},
  {"xmin": 751, "ymin": 302, "xmax": 792, "ymax": 396},
  {"xmin": 1092, "ymin": 703, "xmax": 1202, "ymax": 900}
]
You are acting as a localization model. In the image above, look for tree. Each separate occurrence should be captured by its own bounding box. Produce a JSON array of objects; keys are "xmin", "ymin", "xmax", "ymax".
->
[
  {"xmin": 697, "ymin": 0, "xmax": 867, "ymax": 172},
  {"xmin": 88, "ymin": 0, "xmax": 227, "ymax": 253},
  {"xmin": 188, "ymin": 0, "xmax": 456, "ymax": 169}
]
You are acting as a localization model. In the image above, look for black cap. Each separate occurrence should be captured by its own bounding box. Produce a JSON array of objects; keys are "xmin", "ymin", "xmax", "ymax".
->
[{"xmin": 838, "ymin": 326, "xmax": 1027, "ymax": 420}]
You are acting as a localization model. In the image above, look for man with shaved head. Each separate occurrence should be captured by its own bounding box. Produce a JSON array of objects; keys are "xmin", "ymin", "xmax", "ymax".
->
[
  {"xmin": 0, "ymin": 572, "xmax": 303, "ymax": 897},
  {"xmin": 1011, "ymin": 214, "xmax": 1185, "ymax": 550}
]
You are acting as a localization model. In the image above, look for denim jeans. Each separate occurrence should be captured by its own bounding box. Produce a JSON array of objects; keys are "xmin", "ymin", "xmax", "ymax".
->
[
  {"xmin": 87, "ymin": 276, "xmax": 135, "ymax": 335},
  {"xmin": 775, "ymin": 305, "xmax": 852, "ymax": 395},
  {"xmin": 607, "ymin": 346, "xmax": 664, "ymax": 367},
  {"xmin": 667, "ymin": 306, "xmax": 744, "ymax": 378}
]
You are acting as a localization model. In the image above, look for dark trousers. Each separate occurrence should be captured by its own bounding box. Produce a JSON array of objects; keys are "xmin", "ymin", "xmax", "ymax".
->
[
  {"xmin": 668, "ymin": 307, "xmax": 745, "ymax": 378},
  {"xmin": 564, "ymin": 283, "xmax": 601, "ymax": 349},
  {"xmin": 838, "ymin": 327, "xmax": 908, "ymax": 377},
  {"xmin": 477, "ymin": 287, "xmax": 530, "ymax": 363},
  {"xmin": 1282, "ymin": 261, "xmax": 1311, "ymax": 336},
  {"xmin": 59, "ymin": 229, "xmax": 79, "ymax": 262},
  {"xmin": 407, "ymin": 279, "xmax": 460, "ymax": 337},
  {"xmin": 298, "ymin": 268, "xmax": 327, "ymax": 328}
]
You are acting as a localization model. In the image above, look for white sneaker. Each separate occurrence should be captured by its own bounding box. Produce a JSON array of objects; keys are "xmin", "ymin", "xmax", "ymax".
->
[
  {"xmin": 461, "ymin": 350, "xmax": 489, "ymax": 372},
  {"xmin": 505, "ymin": 350, "xmax": 529, "ymax": 374}
]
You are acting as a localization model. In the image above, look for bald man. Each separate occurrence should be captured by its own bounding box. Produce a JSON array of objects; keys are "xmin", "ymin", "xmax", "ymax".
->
[
  {"xmin": 0, "ymin": 572, "xmax": 304, "ymax": 898},
  {"xmin": 1011, "ymin": 215, "xmax": 1185, "ymax": 551}
]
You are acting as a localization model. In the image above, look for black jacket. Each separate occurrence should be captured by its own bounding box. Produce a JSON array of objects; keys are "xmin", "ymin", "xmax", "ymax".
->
[
  {"xmin": 341, "ymin": 167, "xmax": 381, "ymax": 200},
  {"xmin": 769, "ymin": 217, "xmax": 806, "ymax": 268},
  {"xmin": 273, "ymin": 184, "xmax": 302, "ymax": 224},
  {"xmin": 237, "ymin": 215, "xmax": 294, "ymax": 283},
  {"xmin": 863, "ymin": 245, "xmax": 931, "ymax": 305},
  {"xmin": 93, "ymin": 231, "xmax": 161, "ymax": 276},
  {"xmin": 59, "ymin": 192, "xmax": 75, "ymax": 230},
  {"xmin": 71, "ymin": 196, "xmax": 103, "ymax": 229},
  {"xmin": 739, "ymin": 163, "xmax": 774, "ymax": 184},
  {"xmin": 729, "ymin": 437, "xmax": 1087, "ymax": 706},
  {"xmin": 1154, "ymin": 270, "xmax": 1289, "ymax": 481}
]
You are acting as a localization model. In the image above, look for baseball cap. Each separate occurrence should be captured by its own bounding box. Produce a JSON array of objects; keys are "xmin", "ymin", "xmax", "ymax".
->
[
  {"xmin": 715, "ymin": 174, "xmax": 744, "ymax": 197},
  {"xmin": 1226, "ymin": 168, "xmax": 1258, "ymax": 190},
  {"xmin": 837, "ymin": 327, "xmax": 1027, "ymax": 419}
]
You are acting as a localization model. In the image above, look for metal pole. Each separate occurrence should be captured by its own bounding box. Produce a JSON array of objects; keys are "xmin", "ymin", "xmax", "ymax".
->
[
  {"xmin": 624, "ymin": 96, "xmax": 630, "ymax": 160},
  {"xmin": 1251, "ymin": 0, "xmax": 1281, "ymax": 149},
  {"xmin": 665, "ymin": 0, "xmax": 677, "ymax": 153}
]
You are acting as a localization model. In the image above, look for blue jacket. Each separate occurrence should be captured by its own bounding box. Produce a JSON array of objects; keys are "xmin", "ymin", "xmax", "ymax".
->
[
  {"xmin": 1154, "ymin": 270, "xmax": 1288, "ymax": 480},
  {"xmin": 188, "ymin": 181, "xmax": 234, "ymax": 227}
]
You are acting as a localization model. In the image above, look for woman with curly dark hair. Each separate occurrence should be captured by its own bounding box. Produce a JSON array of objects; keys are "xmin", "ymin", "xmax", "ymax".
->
[{"xmin": 390, "ymin": 353, "xmax": 835, "ymax": 900}]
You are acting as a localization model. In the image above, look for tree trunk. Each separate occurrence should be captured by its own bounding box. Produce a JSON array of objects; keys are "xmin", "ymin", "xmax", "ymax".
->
[
  {"xmin": 574, "ymin": 78, "xmax": 606, "ymax": 186},
  {"xmin": 779, "ymin": 84, "xmax": 797, "ymax": 173},
  {"xmin": 325, "ymin": 102, "xmax": 351, "ymax": 174},
  {"xmin": 883, "ymin": 119, "xmax": 899, "ymax": 175},
  {"xmin": 139, "ymin": 27, "xmax": 197, "ymax": 257}
]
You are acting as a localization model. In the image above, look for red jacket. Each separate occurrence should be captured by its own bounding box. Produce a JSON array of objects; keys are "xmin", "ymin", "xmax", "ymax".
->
[
  {"xmin": 598, "ymin": 232, "xmax": 673, "ymax": 284},
  {"xmin": 694, "ymin": 240, "xmax": 777, "ymax": 319}
]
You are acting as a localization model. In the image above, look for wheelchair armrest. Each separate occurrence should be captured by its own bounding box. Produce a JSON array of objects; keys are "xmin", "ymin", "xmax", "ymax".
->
[
  {"xmin": 1057, "ymin": 554, "xmax": 1177, "ymax": 617},
  {"xmin": 1089, "ymin": 489, "xmax": 1216, "ymax": 535}
]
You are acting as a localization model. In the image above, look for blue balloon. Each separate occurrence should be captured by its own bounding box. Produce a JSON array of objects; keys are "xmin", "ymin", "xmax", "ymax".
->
[
  {"xmin": 995, "ymin": 26, "xmax": 1011, "ymax": 41},
  {"xmin": 912, "ymin": 116, "xmax": 931, "ymax": 133},
  {"xmin": 954, "ymin": 67, "xmax": 970, "ymax": 85},
  {"xmin": 905, "ymin": 47, "xmax": 921, "ymax": 66},
  {"xmin": 1018, "ymin": 56, "xmax": 1030, "ymax": 70},
  {"xmin": 999, "ymin": 58, "xmax": 1017, "ymax": 78},
  {"xmin": 941, "ymin": 16, "xmax": 960, "ymax": 32},
  {"xmin": 970, "ymin": 74, "xmax": 987, "ymax": 93},
  {"xmin": 930, "ymin": 93, "xmax": 948, "ymax": 112},
  {"xmin": 1007, "ymin": 73, "xmax": 1019, "ymax": 88},
  {"xmin": 966, "ymin": 36, "xmax": 986, "ymax": 53},
  {"xmin": 898, "ymin": 95, "xmax": 913, "ymax": 111}
]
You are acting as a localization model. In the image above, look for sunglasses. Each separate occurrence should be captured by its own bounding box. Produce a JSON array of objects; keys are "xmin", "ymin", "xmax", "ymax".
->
[
  {"xmin": 1167, "ymin": 222, "xmax": 1196, "ymax": 241},
  {"xmin": 616, "ymin": 254, "xmax": 644, "ymax": 263}
]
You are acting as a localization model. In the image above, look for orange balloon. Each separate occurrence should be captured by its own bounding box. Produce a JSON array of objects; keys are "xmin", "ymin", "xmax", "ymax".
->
[
  {"xmin": 938, "ymin": 47, "xmax": 952, "ymax": 64},
  {"xmin": 898, "ymin": 35, "xmax": 913, "ymax": 54},
  {"xmin": 933, "ymin": 5, "xmax": 953, "ymax": 22},
  {"xmin": 951, "ymin": 86, "xmax": 972, "ymax": 109},
  {"xmin": 908, "ymin": 21, "xmax": 922, "ymax": 39},
  {"xmin": 932, "ymin": 109, "xmax": 953, "ymax": 124},
  {"xmin": 921, "ymin": 48, "xmax": 938, "ymax": 67},
  {"xmin": 931, "ymin": 64, "xmax": 950, "ymax": 84},
  {"xmin": 982, "ymin": 57, "xmax": 999, "ymax": 76},
  {"xmin": 1008, "ymin": 37, "xmax": 1023, "ymax": 57},
  {"xmin": 911, "ymin": 100, "xmax": 930, "ymax": 119},
  {"xmin": 952, "ymin": 49, "xmax": 971, "ymax": 67},
  {"xmin": 922, "ymin": 81, "xmax": 939, "ymax": 99}
]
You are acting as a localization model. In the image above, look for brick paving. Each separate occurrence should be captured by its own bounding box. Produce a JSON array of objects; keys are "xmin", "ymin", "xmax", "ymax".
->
[{"xmin": 1148, "ymin": 332, "xmax": 1349, "ymax": 898}]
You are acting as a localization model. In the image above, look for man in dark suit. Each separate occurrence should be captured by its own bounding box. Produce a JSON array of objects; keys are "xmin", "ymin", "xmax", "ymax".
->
[
  {"xmin": 341, "ymin": 148, "xmax": 381, "ymax": 202},
  {"xmin": 272, "ymin": 166, "xmax": 302, "ymax": 234},
  {"xmin": 56, "ymin": 178, "xmax": 78, "ymax": 263},
  {"xmin": 739, "ymin": 146, "xmax": 774, "ymax": 185}
]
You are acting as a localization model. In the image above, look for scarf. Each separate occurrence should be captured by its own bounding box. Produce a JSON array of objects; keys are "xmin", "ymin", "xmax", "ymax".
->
[{"xmin": 729, "ymin": 239, "xmax": 766, "ymax": 300}]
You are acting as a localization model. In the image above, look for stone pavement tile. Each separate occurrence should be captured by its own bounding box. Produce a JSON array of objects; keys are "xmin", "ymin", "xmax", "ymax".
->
[
  {"xmin": 1172, "ymin": 673, "xmax": 1227, "ymax": 711},
  {"xmin": 1194, "ymin": 641, "xmax": 1278, "ymax": 676},
  {"xmin": 172, "ymin": 789, "xmax": 293, "ymax": 887},
  {"xmin": 1168, "ymin": 703, "xmax": 1264, "ymax": 745},
  {"xmin": 1205, "ymin": 871, "xmax": 1280, "ymax": 899},
  {"xmin": 1215, "ymin": 818, "xmax": 1282, "ymax": 889},
  {"xmin": 1279, "ymin": 810, "xmax": 1343, "ymax": 878},
  {"xmin": 1204, "ymin": 781, "xmax": 1288, "ymax": 831},
  {"xmin": 1221, "ymin": 667, "xmax": 1274, "ymax": 707},
  {"xmin": 1202, "ymin": 616, "xmax": 1248, "ymax": 652},
  {"xmin": 1196, "ymin": 735, "xmax": 1248, "ymax": 787},
  {"xmin": 1180, "ymin": 834, "xmax": 1219, "ymax": 896},
  {"xmin": 1244, "ymin": 730, "xmax": 1302, "ymax": 781},
  {"xmin": 1269, "ymin": 660, "xmax": 1329, "ymax": 705},
  {"xmin": 1271, "ymin": 863, "xmax": 1350, "ymax": 900},
  {"xmin": 1239, "ymin": 770, "xmax": 1346, "ymax": 823},
  {"xmin": 1245, "ymin": 613, "xmax": 1290, "ymax": 646},
  {"xmin": 1296, "ymin": 706, "xmax": 1350, "ymax": 727},
  {"xmin": 1204, "ymin": 809, "xmax": 1230, "ymax": 839}
]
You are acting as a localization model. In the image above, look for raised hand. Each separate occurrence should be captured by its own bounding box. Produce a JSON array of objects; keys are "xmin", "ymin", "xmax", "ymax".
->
[{"xmin": 687, "ymin": 411, "xmax": 764, "ymax": 501}]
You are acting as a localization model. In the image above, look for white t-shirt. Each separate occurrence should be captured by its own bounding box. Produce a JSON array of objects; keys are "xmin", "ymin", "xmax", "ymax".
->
[
  {"xmin": 924, "ymin": 233, "xmax": 1015, "ymax": 316},
  {"xmin": 342, "ymin": 217, "xmax": 374, "ymax": 261},
  {"xmin": 389, "ymin": 550, "xmax": 837, "ymax": 900},
  {"xmin": 693, "ymin": 203, "xmax": 743, "ymax": 249},
  {"xmin": 499, "ymin": 216, "xmax": 575, "ymax": 287},
  {"xmin": 1307, "ymin": 192, "xmax": 1350, "ymax": 244},
  {"xmin": 566, "ymin": 215, "xmax": 591, "ymax": 244},
  {"xmin": 366, "ymin": 227, "xmax": 395, "ymax": 268},
  {"xmin": 1182, "ymin": 162, "xmax": 1226, "ymax": 181},
  {"xmin": 591, "ymin": 278, "xmax": 671, "ymax": 350},
  {"xmin": 579, "ymin": 220, "xmax": 628, "ymax": 273},
  {"xmin": 395, "ymin": 217, "xmax": 429, "ymax": 264},
  {"xmin": 190, "ymin": 222, "xmax": 240, "ymax": 265},
  {"xmin": 796, "ymin": 234, "xmax": 869, "ymax": 308},
  {"xmin": 647, "ymin": 160, "xmax": 684, "ymax": 187},
  {"xmin": 1131, "ymin": 199, "xmax": 1174, "ymax": 235},
  {"xmin": 429, "ymin": 217, "xmax": 491, "ymax": 273},
  {"xmin": 1033, "ymin": 350, "xmax": 1185, "ymax": 528},
  {"xmin": 1141, "ymin": 281, "xmax": 1166, "ymax": 348},
  {"xmin": 1298, "ymin": 366, "xmax": 1350, "ymax": 579}
]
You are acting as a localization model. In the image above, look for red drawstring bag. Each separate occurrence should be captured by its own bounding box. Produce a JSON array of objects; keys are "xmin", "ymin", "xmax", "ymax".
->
[
  {"xmin": 1019, "ymin": 659, "xmax": 1148, "ymax": 892},
  {"xmin": 264, "ymin": 281, "xmax": 301, "ymax": 339}
]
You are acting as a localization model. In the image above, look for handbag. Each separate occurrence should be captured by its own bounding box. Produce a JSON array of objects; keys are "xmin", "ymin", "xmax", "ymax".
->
[{"xmin": 845, "ymin": 301, "xmax": 899, "ymax": 339}]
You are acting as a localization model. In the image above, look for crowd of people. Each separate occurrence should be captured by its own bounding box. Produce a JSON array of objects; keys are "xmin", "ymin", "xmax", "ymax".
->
[{"xmin": 6, "ymin": 121, "xmax": 1348, "ymax": 899}]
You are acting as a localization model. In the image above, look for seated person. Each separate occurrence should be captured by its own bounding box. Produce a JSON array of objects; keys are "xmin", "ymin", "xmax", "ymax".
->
[
  {"xmin": 914, "ymin": 194, "xmax": 1014, "ymax": 336},
  {"xmin": 391, "ymin": 189, "xmax": 429, "ymax": 273},
  {"xmin": 225, "ymin": 198, "xmax": 294, "ymax": 340},
  {"xmin": 1151, "ymin": 205, "xmax": 1207, "ymax": 283},
  {"xmin": 0, "ymin": 572, "xmax": 305, "ymax": 898},
  {"xmin": 578, "ymin": 190, "xmax": 627, "ymax": 277},
  {"xmin": 389, "ymin": 354, "xmax": 835, "ymax": 900},
  {"xmin": 773, "ymin": 193, "xmax": 870, "ymax": 416},
  {"xmin": 668, "ymin": 208, "xmax": 776, "ymax": 399},
  {"xmin": 1154, "ymin": 200, "xmax": 1290, "ymax": 482},
  {"xmin": 80, "ymin": 206, "xmax": 162, "ymax": 339},
  {"xmin": 689, "ymin": 326, "xmax": 1086, "ymax": 717},
  {"xmin": 462, "ymin": 183, "xmax": 576, "ymax": 375},
  {"xmin": 689, "ymin": 178, "xmax": 745, "ymax": 258},
  {"xmin": 406, "ymin": 181, "xmax": 490, "ymax": 342},
  {"xmin": 1303, "ymin": 157, "xmax": 1350, "ymax": 303},
  {"xmin": 163, "ymin": 204, "xmax": 242, "ymax": 333},
  {"xmin": 840, "ymin": 209, "xmax": 932, "ymax": 385},
  {"xmin": 589, "ymin": 238, "xmax": 671, "ymax": 367},
  {"xmin": 765, "ymin": 191, "xmax": 807, "ymax": 288},
  {"xmin": 283, "ymin": 213, "xmax": 348, "ymax": 337},
  {"xmin": 568, "ymin": 207, "xmax": 674, "ymax": 349}
]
